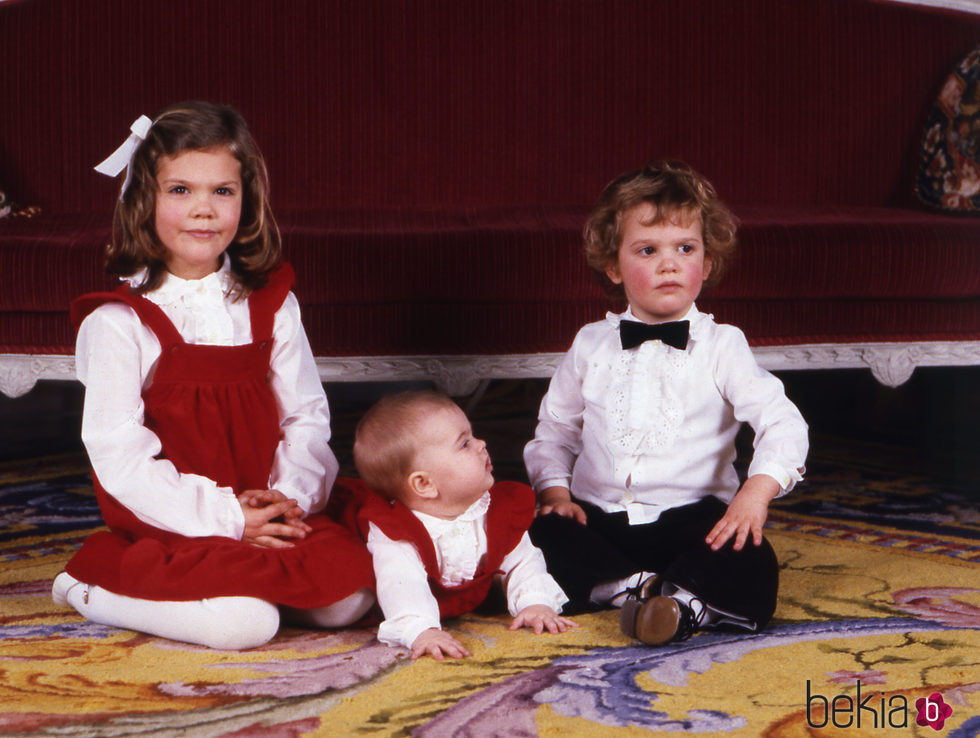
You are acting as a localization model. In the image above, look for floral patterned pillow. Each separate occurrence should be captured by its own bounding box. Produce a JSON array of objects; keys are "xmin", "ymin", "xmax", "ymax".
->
[
  {"xmin": 918, "ymin": 46, "xmax": 980, "ymax": 213},
  {"xmin": 0, "ymin": 188, "xmax": 40, "ymax": 219}
]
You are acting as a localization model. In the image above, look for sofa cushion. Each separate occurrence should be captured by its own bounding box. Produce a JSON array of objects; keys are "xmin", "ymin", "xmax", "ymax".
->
[
  {"xmin": 288, "ymin": 207, "xmax": 980, "ymax": 354},
  {"xmin": 918, "ymin": 45, "xmax": 980, "ymax": 213},
  {"xmin": 4, "ymin": 207, "xmax": 977, "ymax": 357}
]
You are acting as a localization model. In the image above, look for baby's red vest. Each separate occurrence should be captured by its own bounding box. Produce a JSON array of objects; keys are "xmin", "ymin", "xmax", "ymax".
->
[{"xmin": 342, "ymin": 480, "xmax": 535, "ymax": 618}]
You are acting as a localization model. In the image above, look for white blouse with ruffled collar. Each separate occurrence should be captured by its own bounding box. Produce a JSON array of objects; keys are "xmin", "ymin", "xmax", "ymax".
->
[
  {"xmin": 366, "ymin": 491, "xmax": 568, "ymax": 650},
  {"xmin": 75, "ymin": 261, "xmax": 336, "ymax": 541},
  {"xmin": 412, "ymin": 492, "xmax": 492, "ymax": 587},
  {"xmin": 124, "ymin": 258, "xmax": 242, "ymax": 347}
]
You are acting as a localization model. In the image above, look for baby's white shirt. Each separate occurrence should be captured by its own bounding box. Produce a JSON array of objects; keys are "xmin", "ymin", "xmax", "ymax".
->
[{"xmin": 366, "ymin": 492, "xmax": 568, "ymax": 650}]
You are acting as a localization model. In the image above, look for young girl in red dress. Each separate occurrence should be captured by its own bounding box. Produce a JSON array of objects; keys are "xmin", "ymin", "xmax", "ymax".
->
[{"xmin": 52, "ymin": 101, "xmax": 375, "ymax": 649}]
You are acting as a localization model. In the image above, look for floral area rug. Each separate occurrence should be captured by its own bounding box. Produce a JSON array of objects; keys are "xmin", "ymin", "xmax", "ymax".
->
[{"xmin": 1, "ymin": 451, "xmax": 978, "ymax": 737}]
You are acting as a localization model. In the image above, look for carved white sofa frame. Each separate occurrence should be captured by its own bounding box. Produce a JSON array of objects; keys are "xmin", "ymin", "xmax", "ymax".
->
[{"xmin": 3, "ymin": 341, "xmax": 979, "ymax": 399}]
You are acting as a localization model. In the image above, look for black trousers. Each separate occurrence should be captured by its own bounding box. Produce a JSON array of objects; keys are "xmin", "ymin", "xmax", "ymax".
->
[{"xmin": 529, "ymin": 495, "xmax": 778, "ymax": 628}]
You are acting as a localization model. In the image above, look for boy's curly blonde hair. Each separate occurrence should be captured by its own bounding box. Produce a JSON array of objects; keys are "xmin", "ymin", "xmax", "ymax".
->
[{"xmin": 583, "ymin": 160, "xmax": 738, "ymax": 301}]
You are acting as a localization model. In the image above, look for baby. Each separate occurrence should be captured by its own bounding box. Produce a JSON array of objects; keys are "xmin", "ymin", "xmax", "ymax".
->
[{"xmin": 352, "ymin": 390, "xmax": 577, "ymax": 660}]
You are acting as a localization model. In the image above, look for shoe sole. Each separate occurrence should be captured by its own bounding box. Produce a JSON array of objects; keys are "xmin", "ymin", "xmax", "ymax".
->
[{"xmin": 621, "ymin": 595, "xmax": 681, "ymax": 645}]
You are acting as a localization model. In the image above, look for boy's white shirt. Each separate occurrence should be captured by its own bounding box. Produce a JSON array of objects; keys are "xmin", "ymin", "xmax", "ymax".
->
[
  {"xmin": 367, "ymin": 491, "xmax": 568, "ymax": 650},
  {"xmin": 524, "ymin": 304, "xmax": 808, "ymax": 525},
  {"xmin": 75, "ymin": 259, "xmax": 338, "ymax": 539}
]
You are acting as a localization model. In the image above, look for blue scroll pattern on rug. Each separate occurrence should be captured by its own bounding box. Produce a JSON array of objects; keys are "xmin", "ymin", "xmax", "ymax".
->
[{"xmin": 417, "ymin": 618, "xmax": 955, "ymax": 735}]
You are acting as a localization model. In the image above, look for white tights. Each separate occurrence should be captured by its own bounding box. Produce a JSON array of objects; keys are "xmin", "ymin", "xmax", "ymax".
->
[{"xmin": 53, "ymin": 572, "xmax": 374, "ymax": 650}]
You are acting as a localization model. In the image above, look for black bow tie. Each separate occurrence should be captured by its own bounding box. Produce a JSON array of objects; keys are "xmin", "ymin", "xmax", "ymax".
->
[{"xmin": 619, "ymin": 319, "xmax": 690, "ymax": 351}]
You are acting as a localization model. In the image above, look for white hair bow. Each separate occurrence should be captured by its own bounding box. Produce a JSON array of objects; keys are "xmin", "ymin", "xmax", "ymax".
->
[{"xmin": 94, "ymin": 115, "xmax": 153, "ymax": 199}]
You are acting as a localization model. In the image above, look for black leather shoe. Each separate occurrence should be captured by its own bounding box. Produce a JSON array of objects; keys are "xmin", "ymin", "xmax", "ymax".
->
[
  {"xmin": 608, "ymin": 573, "xmax": 661, "ymax": 607},
  {"xmin": 621, "ymin": 593, "xmax": 706, "ymax": 645},
  {"xmin": 617, "ymin": 574, "xmax": 662, "ymax": 638}
]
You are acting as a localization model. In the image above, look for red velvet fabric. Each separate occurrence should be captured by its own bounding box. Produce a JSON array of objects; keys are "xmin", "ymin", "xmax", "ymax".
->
[
  {"xmin": 1, "ymin": 0, "xmax": 979, "ymax": 357},
  {"xmin": 1, "ymin": 206, "xmax": 979, "ymax": 355},
  {"xmin": 2, "ymin": 0, "xmax": 978, "ymax": 213},
  {"xmin": 64, "ymin": 266, "xmax": 375, "ymax": 606}
]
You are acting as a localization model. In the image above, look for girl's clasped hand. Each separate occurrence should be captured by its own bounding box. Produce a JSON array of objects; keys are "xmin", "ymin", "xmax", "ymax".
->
[{"xmin": 238, "ymin": 489, "xmax": 313, "ymax": 548}]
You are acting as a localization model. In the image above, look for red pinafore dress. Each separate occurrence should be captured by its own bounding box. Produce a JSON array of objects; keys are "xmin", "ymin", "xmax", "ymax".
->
[{"xmin": 65, "ymin": 264, "xmax": 374, "ymax": 608}]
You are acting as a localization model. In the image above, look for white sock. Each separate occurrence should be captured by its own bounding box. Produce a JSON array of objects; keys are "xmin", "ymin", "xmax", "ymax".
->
[
  {"xmin": 52, "ymin": 572, "xmax": 280, "ymax": 650},
  {"xmin": 589, "ymin": 571, "xmax": 657, "ymax": 607},
  {"xmin": 281, "ymin": 587, "xmax": 375, "ymax": 628},
  {"xmin": 660, "ymin": 582, "xmax": 755, "ymax": 630}
]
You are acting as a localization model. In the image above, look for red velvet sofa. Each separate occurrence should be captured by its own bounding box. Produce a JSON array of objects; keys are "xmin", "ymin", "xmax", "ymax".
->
[{"xmin": 1, "ymin": 0, "xmax": 978, "ymax": 397}]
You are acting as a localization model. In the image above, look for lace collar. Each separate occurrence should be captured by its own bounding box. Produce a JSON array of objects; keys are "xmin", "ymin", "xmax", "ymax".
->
[
  {"xmin": 122, "ymin": 258, "xmax": 239, "ymax": 344},
  {"xmin": 605, "ymin": 303, "xmax": 707, "ymax": 339},
  {"xmin": 413, "ymin": 491, "xmax": 492, "ymax": 586},
  {"xmin": 412, "ymin": 491, "xmax": 491, "ymax": 531},
  {"xmin": 122, "ymin": 257, "xmax": 234, "ymax": 301}
]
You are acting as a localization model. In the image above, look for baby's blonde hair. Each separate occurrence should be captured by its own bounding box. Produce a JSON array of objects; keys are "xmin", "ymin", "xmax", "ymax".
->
[{"xmin": 353, "ymin": 390, "xmax": 460, "ymax": 500}]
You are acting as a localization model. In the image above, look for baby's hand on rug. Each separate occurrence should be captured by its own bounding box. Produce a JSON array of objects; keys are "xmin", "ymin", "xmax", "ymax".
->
[
  {"xmin": 509, "ymin": 605, "xmax": 579, "ymax": 634},
  {"xmin": 705, "ymin": 474, "xmax": 780, "ymax": 551},
  {"xmin": 411, "ymin": 628, "xmax": 471, "ymax": 660}
]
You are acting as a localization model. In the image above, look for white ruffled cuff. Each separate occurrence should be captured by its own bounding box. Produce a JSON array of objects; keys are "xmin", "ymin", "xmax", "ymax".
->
[
  {"xmin": 508, "ymin": 576, "xmax": 570, "ymax": 617},
  {"xmin": 747, "ymin": 460, "xmax": 805, "ymax": 496}
]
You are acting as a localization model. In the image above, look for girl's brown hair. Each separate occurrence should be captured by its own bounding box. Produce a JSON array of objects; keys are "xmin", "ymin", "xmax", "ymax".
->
[
  {"xmin": 105, "ymin": 101, "xmax": 280, "ymax": 297},
  {"xmin": 583, "ymin": 160, "xmax": 738, "ymax": 301}
]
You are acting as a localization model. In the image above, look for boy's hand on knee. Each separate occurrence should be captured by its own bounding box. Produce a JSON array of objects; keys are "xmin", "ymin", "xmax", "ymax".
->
[
  {"xmin": 509, "ymin": 605, "xmax": 579, "ymax": 634},
  {"xmin": 540, "ymin": 499, "xmax": 587, "ymax": 523},
  {"xmin": 706, "ymin": 474, "xmax": 780, "ymax": 551},
  {"xmin": 411, "ymin": 628, "xmax": 471, "ymax": 660},
  {"xmin": 537, "ymin": 486, "xmax": 587, "ymax": 524}
]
